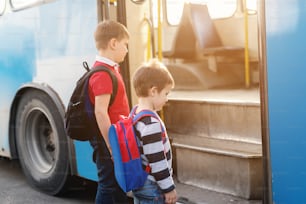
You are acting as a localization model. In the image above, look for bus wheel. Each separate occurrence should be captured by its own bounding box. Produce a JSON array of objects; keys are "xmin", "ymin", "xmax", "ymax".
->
[{"xmin": 15, "ymin": 90, "xmax": 70, "ymax": 195}]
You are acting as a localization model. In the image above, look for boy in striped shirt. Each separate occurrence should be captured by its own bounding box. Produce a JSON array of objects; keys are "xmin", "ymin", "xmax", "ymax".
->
[{"xmin": 132, "ymin": 59, "xmax": 177, "ymax": 204}]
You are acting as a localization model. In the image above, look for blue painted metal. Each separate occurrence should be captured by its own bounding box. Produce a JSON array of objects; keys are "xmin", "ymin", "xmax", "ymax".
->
[
  {"xmin": 0, "ymin": 0, "xmax": 98, "ymax": 181},
  {"xmin": 74, "ymin": 141, "xmax": 98, "ymax": 181},
  {"xmin": 266, "ymin": 0, "xmax": 306, "ymax": 202}
]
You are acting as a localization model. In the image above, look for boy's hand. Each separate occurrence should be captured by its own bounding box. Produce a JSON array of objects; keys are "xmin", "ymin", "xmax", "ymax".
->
[{"xmin": 164, "ymin": 189, "xmax": 177, "ymax": 204}]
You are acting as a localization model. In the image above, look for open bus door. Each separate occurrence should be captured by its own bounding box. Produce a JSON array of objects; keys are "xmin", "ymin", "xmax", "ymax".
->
[
  {"xmin": 261, "ymin": 0, "xmax": 306, "ymax": 203},
  {"xmin": 116, "ymin": 0, "xmax": 263, "ymax": 201},
  {"xmin": 97, "ymin": 0, "xmax": 133, "ymax": 105}
]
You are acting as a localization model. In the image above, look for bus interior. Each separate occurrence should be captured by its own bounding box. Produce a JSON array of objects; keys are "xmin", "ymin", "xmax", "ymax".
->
[{"xmin": 122, "ymin": 0, "xmax": 262, "ymax": 200}]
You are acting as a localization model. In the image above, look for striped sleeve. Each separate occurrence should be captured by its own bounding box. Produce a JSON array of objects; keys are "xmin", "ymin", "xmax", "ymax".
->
[{"xmin": 135, "ymin": 116, "xmax": 175, "ymax": 193}]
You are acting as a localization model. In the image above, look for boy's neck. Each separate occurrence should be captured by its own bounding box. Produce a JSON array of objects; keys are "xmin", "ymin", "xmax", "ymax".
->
[
  {"xmin": 137, "ymin": 97, "xmax": 154, "ymax": 112},
  {"xmin": 98, "ymin": 50, "xmax": 116, "ymax": 63}
]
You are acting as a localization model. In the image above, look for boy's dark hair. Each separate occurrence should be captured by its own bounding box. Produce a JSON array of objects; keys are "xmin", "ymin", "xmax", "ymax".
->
[
  {"xmin": 94, "ymin": 20, "xmax": 129, "ymax": 50},
  {"xmin": 133, "ymin": 59, "xmax": 174, "ymax": 97}
]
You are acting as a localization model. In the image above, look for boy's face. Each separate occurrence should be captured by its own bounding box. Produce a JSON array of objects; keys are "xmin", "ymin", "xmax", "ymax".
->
[
  {"xmin": 113, "ymin": 37, "xmax": 129, "ymax": 63},
  {"xmin": 151, "ymin": 84, "xmax": 172, "ymax": 111}
]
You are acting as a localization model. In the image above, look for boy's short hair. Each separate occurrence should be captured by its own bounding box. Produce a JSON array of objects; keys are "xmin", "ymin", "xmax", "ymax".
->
[
  {"xmin": 133, "ymin": 59, "xmax": 175, "ymax": 97},
  {"xmin": 94, "ymin": 20, "xmax": 129, "ymax": 50}
]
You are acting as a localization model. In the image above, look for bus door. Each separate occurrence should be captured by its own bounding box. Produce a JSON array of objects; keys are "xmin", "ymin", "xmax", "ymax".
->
[
  {"xmin": 262, "ymin": 0, "xmax": 306, "ymax": 203},
  {"xmin": 99, "ymin": 0, "xmax": 154, "ymax": 104}
]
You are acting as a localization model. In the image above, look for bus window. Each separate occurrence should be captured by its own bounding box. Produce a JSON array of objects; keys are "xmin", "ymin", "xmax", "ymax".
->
[
  {"xmin": 246, "ymin": 0, "xmax": 257, "ymax": 14},
  {"xmin": 10, "ymin": 0, "xmax": 54, "ymax": 11},
  {"xmin": 0, "ymin": 0, "xmax": 5, "ymax": 15},
  {"xmin": 166, "ymin": 0, "xmax": 237, "ymax": 25},
  {"xmin": 165, "ymin": 0, "xmax": 257, "ymax": 26}
]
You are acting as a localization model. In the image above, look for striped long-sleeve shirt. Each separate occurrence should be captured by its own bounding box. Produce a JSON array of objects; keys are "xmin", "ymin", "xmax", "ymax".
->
[{"xmin": 134, "ymin": 114, "xmax": 175, "ymax": 193}]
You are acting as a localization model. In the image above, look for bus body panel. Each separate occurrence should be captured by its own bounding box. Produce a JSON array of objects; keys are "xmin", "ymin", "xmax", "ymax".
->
[
  {"xmin": 0, "ymin": 0, "xmax": 98, "ymax": 180},
  {"xmin": 74, "ymin": 141, "xmax": 98, "ymax": 180},
  {"xmin": 0, "ymin": 9, "xmax": 35, "ymax": 158},
  {"xmin": 266, "ymin": 0, "xmax": 306, "ymax": 202}
]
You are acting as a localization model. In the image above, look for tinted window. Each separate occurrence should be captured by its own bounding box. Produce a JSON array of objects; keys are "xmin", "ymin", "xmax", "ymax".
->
[
  {"xmin": 0, "ymin": 0, "xmax": 5, "ymax": 15},
  {"xmin": 10, "ymin": 0, "xmax": 55, "ymax": 11}
]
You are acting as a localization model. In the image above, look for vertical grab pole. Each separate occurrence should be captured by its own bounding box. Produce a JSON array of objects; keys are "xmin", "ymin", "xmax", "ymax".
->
[
  {"xmin": 157, "ymin": 0, "xmax": 162, "ymax": 61},
  {"xmin": 243, "ymin": 0, "xmax": 251, "ymax": 88},
  {"xmin": 146, "ymin": 16, "xmax": 152, "ymax": 60},
  {"xmin": 143, "ymin": 15, "xmax": 154, "ymax": 61},
  {"xmin": 157, "ymin": 0, "xmax": 164, "ymax": 120}
]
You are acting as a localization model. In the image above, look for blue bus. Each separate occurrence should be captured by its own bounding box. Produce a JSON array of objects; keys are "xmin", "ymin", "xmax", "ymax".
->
[
  {"xmin": 0, "ymin": 0, "xmax": 304, "ymax": 203},
  {"xmin": 0, "ymin": 0, "xmax": 101, "ymax": 195}
]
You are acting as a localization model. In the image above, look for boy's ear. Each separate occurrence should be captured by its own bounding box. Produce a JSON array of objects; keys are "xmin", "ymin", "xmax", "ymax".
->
[
  {"xmin": 149, "ymin": 86, "xmax": 158, "ymax": 96},
  {"xmin": 109, "ymin": 38, "xmax": 117, "ymax": 50}
]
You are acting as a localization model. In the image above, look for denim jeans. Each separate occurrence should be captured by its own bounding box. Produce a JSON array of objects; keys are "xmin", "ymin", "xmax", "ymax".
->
[
  {"xmin": 90, "ymin": 135, "xmax": 129, "ymax": 204},
  {"xmin": 133, "ymin": 179, "xmax": 165, "ymax": 204}
]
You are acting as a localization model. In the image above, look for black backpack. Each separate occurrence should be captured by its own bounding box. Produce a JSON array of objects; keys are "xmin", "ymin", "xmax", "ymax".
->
[{"xmin": 65, "ymin": 62, "xmax": 118, "ymax": 141}]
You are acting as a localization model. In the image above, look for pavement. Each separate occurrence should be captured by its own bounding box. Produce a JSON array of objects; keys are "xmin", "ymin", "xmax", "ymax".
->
[
  {"xmin": 174, "ymin": 178, "xmax": 262, "ymax": 204},
  {"xmin": 0, "ymin": 156, "xmax": 261, "ymax": 204}
]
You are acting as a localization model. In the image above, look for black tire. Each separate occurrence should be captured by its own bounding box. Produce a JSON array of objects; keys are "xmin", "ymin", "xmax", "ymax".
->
[{"xmin": 15, "ymin": 90, "xmax": 70, "ymax": 195}]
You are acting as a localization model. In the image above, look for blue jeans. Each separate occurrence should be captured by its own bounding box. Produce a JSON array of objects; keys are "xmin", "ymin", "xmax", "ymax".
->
[
  {"xmin": 133, "ymin": 179, "xmax": 165, "ymax": 204},
  {"xmin": 90, "ymin": 135, "xmax": 129, "ymax": 204}
]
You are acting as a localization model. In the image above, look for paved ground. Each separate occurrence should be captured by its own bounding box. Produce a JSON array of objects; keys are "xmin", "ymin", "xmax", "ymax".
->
[
  {"xmin": 0, "ymin": 157, "xmax": 95, "ymax": 204},
  {"xmin": 175, "ymin": 179, "xmax": 262, "ymax": 204},
  {"xmin": 0, "ymin": 157, "xmax": 261, "ymax": 204}
]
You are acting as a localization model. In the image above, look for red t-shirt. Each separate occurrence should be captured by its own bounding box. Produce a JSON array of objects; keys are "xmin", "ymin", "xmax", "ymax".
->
[{"xmin": 88, "ymin": 61, "xmax": 129, "ymax": 123}]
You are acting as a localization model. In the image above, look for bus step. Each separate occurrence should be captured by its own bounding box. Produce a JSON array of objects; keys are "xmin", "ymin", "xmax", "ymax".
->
[{"xmin": 171, "ymin": 134, "xmax": 262, "ymax": 200}]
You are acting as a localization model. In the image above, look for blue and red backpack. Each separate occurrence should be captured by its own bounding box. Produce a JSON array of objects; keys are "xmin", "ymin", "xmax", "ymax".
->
[{"xmin": 108, "ymin": 106, "xmax": 160, "ymax": 192}]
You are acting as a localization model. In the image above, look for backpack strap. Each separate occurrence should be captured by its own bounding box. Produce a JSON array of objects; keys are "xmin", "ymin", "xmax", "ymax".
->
[
  {"xmin": 131, "ymin": 106, "xmax": 166, "ymax": 174},
  {"xmin": 83, "ymin": 61, "xmax": 118, "ymax": 106},
  {"xmin": 131, "ymin": 106, "xmax": 165, "ymax": 133}
]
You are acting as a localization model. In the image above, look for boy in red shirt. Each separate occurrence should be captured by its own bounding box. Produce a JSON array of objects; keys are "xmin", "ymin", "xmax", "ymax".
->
[{"xmin": 88, "ymin": 20, "xmax": 130, "ymax": 204}]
